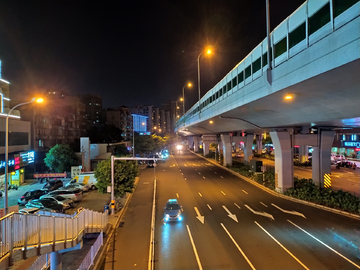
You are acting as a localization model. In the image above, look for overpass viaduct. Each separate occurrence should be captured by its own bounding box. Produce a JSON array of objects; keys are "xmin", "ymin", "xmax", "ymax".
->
[{"xmin": 175, "ymin": 0, "xmax": 360, "ymax": 192}]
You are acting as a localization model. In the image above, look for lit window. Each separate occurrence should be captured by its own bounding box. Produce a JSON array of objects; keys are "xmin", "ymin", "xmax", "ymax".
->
[{"xmin": 342, "ymin": 135, "xmax": 346, "ymax": 140}]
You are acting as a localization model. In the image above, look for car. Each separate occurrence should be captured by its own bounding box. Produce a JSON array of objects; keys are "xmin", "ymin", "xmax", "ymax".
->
[
  {"xmin": 19, "ymin": 207, "xmax": 57, "ymax": 214},
  {"xmin": 64, "ymin": 183, "xmax": 90, "ymax": 192},
  {"xmin": 66, "ymin": 173, "xmax": 97, "ymax": 190},
  {"xmin": 18, "ymin": 189, "xmax": 48, "ymax": 205},
  {"xmin": 42, "ymin": 179, "xmax": 64, "ymax": 191},
  {"xmin": 147, "ymin": 160, "xmax": 155, "ymax": 168},
  {"xmin": 39, "ymin": 195, "xmax": 74, "ymax": 209},
  {"xmin": 46, "ymin": 188, "xmax": 83, "ymax": 202},
  {"xmin": 25, "ymin": 198, "xmax": 64, "ymax": 213},
  {"xmin": 164, "ymin": 199, "xmax": 183, "ymax": 222}
]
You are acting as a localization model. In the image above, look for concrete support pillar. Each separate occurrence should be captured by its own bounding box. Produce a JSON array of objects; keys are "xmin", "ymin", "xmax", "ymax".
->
[
  {"xmin": 203, "ymin": 142, "xmax": 210, "ymax": 156},
  {"xmin": 270, "ymin": 131, "xmax": 294, "ymax": 193},
  {"xmin": 188, "ymin": 136, "xmax": 194, "ymax": 150},
  {"xmin": 256, "ymin": 134, "xmax": 263, "ymax": 155},
  {"xmin": 299, "ymin": 145, "xmax": 309, "ymax": 162},
  {"xmin": 243, "ymin": 134, "xmax": 254, "ymax": 164},
  {"xmin": 221, "ymin": 134, "xmax": 232, "ymax": 166},
  {"xmin": 193, "ymin": 136, "xmax": 199, "ymax": 152},
  {"xmin": 312, "ymin": 131, "xmax": 335, "ymax": 187},
  {"xmin": 50, "ymin": 251, "xmax": 62, "ymax": 270}
]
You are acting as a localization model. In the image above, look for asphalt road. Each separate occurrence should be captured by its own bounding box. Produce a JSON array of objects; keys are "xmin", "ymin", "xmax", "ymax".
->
[{"xmin": 103, "ymin": 151, "xmax": 360, "ymax": 270}]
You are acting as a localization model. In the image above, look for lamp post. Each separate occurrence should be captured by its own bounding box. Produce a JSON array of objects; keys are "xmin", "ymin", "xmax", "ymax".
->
[
  {"xmin": 4, "ymin": 97, "xmax": 43, "ymax": 214},
  {"xmin": 182, "ymin": 83, "xmax": 192, "ymax": 115},
  {"xmin": 197, "ymin": 48, "xmax": 212, "ymax": 108}
]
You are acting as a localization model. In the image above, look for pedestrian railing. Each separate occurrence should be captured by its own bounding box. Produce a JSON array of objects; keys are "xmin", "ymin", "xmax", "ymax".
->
[
  {"xmin": 0, "ymin": 208, "xmax": 108, "ymax": 266},
  {"xmin": 78, "ymin": 231, "xmax": 103, "ymax": 270}
]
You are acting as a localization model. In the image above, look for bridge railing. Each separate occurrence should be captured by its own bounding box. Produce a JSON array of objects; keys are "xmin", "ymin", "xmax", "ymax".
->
[
  {"xmin": 0, "ymin": 208, "xmax": 108, "ymax": 262},
  {"xmin": 176, "ymin": 0, "xmax": 360, "ymax": 130}
]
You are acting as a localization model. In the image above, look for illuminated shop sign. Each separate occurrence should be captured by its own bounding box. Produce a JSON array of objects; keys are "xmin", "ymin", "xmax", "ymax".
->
[
  {"xmin": 343, "ymin": 141, "xmax": 360, "ymax": 148},
  {"xmin": 0, "ymin": 151, "xmax": 35, "ymax": 169}
]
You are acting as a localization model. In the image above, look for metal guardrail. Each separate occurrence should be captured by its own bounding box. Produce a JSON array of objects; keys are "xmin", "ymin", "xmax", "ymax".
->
[{"xmin": 0, "ymin": 208, "xmax": 108, "ymax": 264}]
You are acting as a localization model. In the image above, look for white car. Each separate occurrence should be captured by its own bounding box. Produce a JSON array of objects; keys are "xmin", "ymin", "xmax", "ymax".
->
[
  {"xmin": 39, "ymin": 195, "xmax": 74, "ymax": 209},
  {"xmin": 65, "ymin": 183, "xmax": 90, "ymax": 192},
  {"xmin": 46, "ymin": 189, "xmax": 83, "ymax": 202}
]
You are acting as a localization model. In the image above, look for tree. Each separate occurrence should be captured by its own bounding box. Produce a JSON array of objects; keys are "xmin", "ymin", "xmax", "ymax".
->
[
  {"xmin": 134, "ymin": 134, "xmax": 155, "ymax": 155},
  {"xmin": 94, "ymin": 158, "xmax": 139, "ymax": 197},
  {"xmin": 44, "ymin": 144, "xmax": 77, "ymax": 173},
  {"xmin": 114, "ymin": 144, "xmax": 130, "ymax": 156}
]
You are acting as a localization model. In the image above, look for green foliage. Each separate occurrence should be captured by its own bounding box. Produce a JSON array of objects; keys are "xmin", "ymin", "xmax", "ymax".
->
[
  {"xmin": 196, "ymin": 148, "xmax": 204, "ymax": 155},
  {"xmin": 44, "ymin": 144, "xmax": 77, "ymax": 173},
  {"xmin": 114, "ymin": 144, "xmax": 130, "ymax": 156},
  {"xmin": 210, "ymin": 143, "xmax": 218, "ymax": 148},
  {"xmin": 285, "ymin": 177, "xmax": 360, "ymax": 214},
  {"xmin": 94, "ymin": 158, "xmax": 139, "ymax": 197},
  {"xmin": 205, "ymin": 151, "xmax": 215, "ymax": 159}
]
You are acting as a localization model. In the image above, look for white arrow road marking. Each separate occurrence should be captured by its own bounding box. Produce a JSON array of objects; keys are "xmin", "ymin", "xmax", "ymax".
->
[
  {"xmin": 198, "ymin": 192, "xmax": 202, "ymax": 197},
  {"xmin": 271, "ymin": 204, "xmax": 306, "ymax": 219},
  {"xmin": 194, "ymin": 207, "xmax": 205, "ymax": 224},
  {"xmin": 207, "ymin": 204, "xmax": 212, "ymax": 210},
  {"xmin": 260, "ymin": 202, "xmax": 268, "ymax": 207},
  {"xmin": 255, "ymin": 221, "xmax": 309, "ymax": 270},
  {"xmin": 288, "ymin": 220, "xmax": 360, "ymax": 269},
  {"xmin": 242, "ymin": 190, "xmax": 248, "ymax": 194},
  {"xmin": 221, "ymin": 191, "xmax": 226, "ymax": 195},
  {"xmin": 222, "ymin": 205, "xmax": 238, "ymax": 222},
  {"xmin": 234, "ymin": 203, "xmax": 241, "ymax": 209},
  {"xmin": 203, "ymin": 176, "xmax": 206, "ymax": 179},
  {"xmin": 245, "ymin": 204, "xmax": 274, "ymax": 220}
]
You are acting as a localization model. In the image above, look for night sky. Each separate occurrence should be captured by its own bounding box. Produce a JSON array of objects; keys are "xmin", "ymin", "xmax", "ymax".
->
[{"xmin": 0, "ymin": 0, "xmax": 305, "ymax": 109}]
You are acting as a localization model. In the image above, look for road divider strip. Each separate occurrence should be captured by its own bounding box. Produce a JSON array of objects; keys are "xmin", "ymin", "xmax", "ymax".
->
[
  {"xmin": 221, "ymin": 223, "xmax": 255, "ymax": 270},
  {"xmin": 255, "ymin": 221, "xmax": 309, "ymax": 270}
]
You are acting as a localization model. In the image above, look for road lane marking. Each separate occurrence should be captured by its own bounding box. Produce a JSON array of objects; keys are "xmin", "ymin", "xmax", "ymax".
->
[
  {"xmin": 181, "ymin": 173, "xmax": 183, "ymax": 175},
  {"xmin": 221, "ymin": 191, "xmax": 226, "ymax": 195},
  {"xmin": 288, "ymin": 220, "xmax": 360, "ymax": 269},
  {"xmin": 220, "ymin": 176, "xmax": 223, "ymax": 178},
  {"xmin": 198, "ymin": 172, "xmax": 201, "ymax": 175},
  {"xmin": 272, "ymin": 204, "xmax": 306, "ymax": 219},
  {"xmin": 207, "ymin": 204, "xmax": 212, "ymax": 210},
  {"xmin": 242, "ymin": 190, "xmax": 248, "ymax": 194},
  {"xmin": 203, "ymin": 176, "xmax": 206, "ymax": 179},
  {"xmin": 184, "ymin": 178, "xmax": 187, "ymax": 180},
  {"xmin": 234, "ymin": 203, "xmax": 241, "ymax": 209},
  {"xmin": 222, "ymin": 205, "xmax": 238, "ymax": 222},
  {"xmin": 198, "ymin": 192, "xmax": 202, "ymax": 197},
  {"xmin": 176, "ymin": 193, "xmax": 179, "ymax": 198},
  {"xmin": 260, "ymin": 202, "xmax": 268, "ymax": 207},
  {"xmin": 221, "ymin": 223, "xmax": 255, "ymax": 270},
  {"xmin": 195, "ymin": 169, "xmax": 197, "ymax": 171},
  {"xmin": 245, "ymin": 205, "xmax": 274, "ymax": 220},
  {"xmin": 255, "ymin": 221, "xmax": 309, "ymax": 270},
  {"xmin": 194, "ymin": 207, "xmax": 205, "ymax": 224},
  {"xmin": 214, "ymin": 172, "xmax": 217, "ymax": 174},
  {"xmin": 186, "ymin": 225, "xmax": 203, "ymax": 270}
]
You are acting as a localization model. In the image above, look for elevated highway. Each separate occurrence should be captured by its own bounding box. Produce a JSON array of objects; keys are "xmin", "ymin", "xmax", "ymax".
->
[{"xmin": 175, "ymin": 0, "xmax": 360, "ymax": 192}]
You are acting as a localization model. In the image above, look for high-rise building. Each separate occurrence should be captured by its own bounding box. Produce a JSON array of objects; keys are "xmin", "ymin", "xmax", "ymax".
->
[
  {"xmin": 130, "ymin": 105, "xmax": 152, "ymax": 131},
  {"xmin": 79, "ymin": 94, "xmax": 102, "ymax": 128},
  {"xmin": 105, "ymin": 106, "xmax": 132, "ymax": 140}
]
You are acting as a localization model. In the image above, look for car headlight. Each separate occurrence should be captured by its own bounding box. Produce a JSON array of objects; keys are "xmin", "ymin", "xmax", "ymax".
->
[{"xmin": 178, "ymin": 215, "xmax": 182, "ymax": 221}]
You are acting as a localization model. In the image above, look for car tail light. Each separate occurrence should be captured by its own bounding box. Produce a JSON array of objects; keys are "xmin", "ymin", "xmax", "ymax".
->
[
  {"xmin": 21, "ymin": 196, "xmax": 25, "ymax": 199},
  {"xmin": 75, "ymin": 193, "xmax": 80, "ymax": 196}
]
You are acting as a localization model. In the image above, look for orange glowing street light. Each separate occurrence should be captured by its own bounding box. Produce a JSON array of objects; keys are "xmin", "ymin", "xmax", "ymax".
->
[{"xmin": 182, "ymin": 82, "xmax": 192, "ymax": 115}]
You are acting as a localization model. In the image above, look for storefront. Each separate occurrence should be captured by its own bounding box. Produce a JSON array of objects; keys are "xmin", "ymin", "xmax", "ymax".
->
[{"xmin": 332, "ymin": 141, "xmax": 360, "ymax": 159}]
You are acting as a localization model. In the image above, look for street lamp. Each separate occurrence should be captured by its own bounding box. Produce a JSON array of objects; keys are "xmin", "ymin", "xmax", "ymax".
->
[
  {"xmin": 197, "ymin": 47, "xmax": 212, "ymax": 110},
  {"xmin": 182, "ymin": 82, "xmax": 192, "ymax": 115},
  {"xmin": 4, "ymin": 97, "xmax": 44, "ymax": 214}
]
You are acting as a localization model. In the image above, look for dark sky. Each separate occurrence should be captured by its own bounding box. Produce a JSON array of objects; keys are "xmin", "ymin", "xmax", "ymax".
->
[{"xmin": 0, "ymin": 0, "xmax": 305, "ymax": 109}]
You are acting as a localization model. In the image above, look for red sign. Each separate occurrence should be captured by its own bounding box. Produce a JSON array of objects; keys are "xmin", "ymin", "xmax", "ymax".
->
[
  {"xmin": 355, "ymin": 148, "xmax": 360, "ymax": 151},
  {"xmin": 34, "ymin": 173, "xmax": 67, "ymax": 178}
]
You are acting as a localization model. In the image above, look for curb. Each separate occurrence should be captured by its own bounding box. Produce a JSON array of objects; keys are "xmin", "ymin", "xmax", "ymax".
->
[
  {"xmin": 91, "ymin": 176, "xmax": 140, "ymax": 270},
  {"xmin": 191, "ymin": 151, "xmax": 360, "ymax": 221}
]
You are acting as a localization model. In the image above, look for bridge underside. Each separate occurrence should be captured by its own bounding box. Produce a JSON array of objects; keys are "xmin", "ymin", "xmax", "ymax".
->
[{"xmin": 178, "ymin": 58, "xmax": 360, "ymax": 136}]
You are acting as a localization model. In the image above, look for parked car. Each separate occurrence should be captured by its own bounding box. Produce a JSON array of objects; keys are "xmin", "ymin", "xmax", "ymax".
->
[
  {"xmin": 18, "ymin": 189, "xmax": 48, "ymax": 205},
  {"xmin": 66, "ymin": 173, "xmax": 97, "ymax": 190},
  {"xmin": 65, "ymin": 183, "xmax": 90, "ymax": 192},
  {"xmin": 46, "ymin": 188, "xmax": 83, "ymax": 202},
  {"xmin": 19, "ymin": 207, "xmax": 57, "ymax": 214},
  {"xmin": 42, "ymin": 180, "xmax": 64, "ymax": 191},
  {"xmin": 39, "ymin": 195, "xmax": 74, "ymax": 209},
  {"xmin": 147, "ymin": 160, "xmax": 155, "ymax": 168},
  {"xmin": 25, "ymin": 198, "xmax": 64, "ymax": 213}
]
